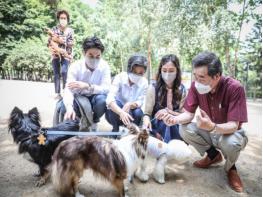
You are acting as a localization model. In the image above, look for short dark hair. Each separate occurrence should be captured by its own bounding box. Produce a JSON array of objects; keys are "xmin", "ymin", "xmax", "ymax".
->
[
  {"xmin": 127, "ymin": 54, "xmax": 148, "ymax": 72},
  {"xmin": 56, "ymin": 10, "xmax": 70, "ymax": 22},
  {"xmin": 192, "ymin": 51, "xmax": 222, "ymax": 77},
  {"xmin": 82, "ymin": 36, "xmax": 105, "ymax": 53}
]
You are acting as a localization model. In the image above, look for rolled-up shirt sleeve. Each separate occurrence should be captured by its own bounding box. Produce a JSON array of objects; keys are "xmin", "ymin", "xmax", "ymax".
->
[{"xmin": 183, "ymin": 82, "xmax": 198, "ymax": 113}]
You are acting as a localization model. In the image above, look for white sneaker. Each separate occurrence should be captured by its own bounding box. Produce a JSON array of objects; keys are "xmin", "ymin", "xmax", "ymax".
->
[{"xmin": 90, "ymin": 123, "xmax": 98, "ymax": 132}]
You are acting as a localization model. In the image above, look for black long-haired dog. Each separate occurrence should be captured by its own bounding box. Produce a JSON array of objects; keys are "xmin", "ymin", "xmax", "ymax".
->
[{"xmin": 8, "ymin": 106, "xmax": 79, "ymax": 186}]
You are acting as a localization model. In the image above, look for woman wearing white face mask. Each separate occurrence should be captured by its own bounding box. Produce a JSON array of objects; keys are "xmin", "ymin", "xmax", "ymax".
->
[
  {"xmin": 47, "ymin": 10, "xmax": 74, "ymax": 99},
  {"xmin": 105, "ymin": 55, "xmax": 148, "ymax": 133},
  {"xmin": 143, "ymin": 54, "xmax": 187, "ymax": 143}
]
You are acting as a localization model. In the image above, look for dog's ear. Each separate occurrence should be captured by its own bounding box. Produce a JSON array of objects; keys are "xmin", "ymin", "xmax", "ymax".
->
[
  {"xmin": 9, "ymin": 107, "xmax": 24, "ymax": 131},
  {"xmin": 138, "ymin": 128, "xmax": 149, "ymax": 146},
  {"xmin": 28, "ymin": 107, "xmax": 40, "ymax": 124},
  {"xmin": 127, "ymin": 123, "xmax": 140, "ymax": 134},
  {"xmin": 10, "ymin": 107, "xmax": 23, "ymax": 121},
  {"xmin": 11, "ymin": 106, "xmax": 23, "ymax": 116}
]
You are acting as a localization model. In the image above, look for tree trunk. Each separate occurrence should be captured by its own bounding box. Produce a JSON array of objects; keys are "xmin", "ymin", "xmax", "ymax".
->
[
  {"xmin": 233, "ymin": 0, "xmax": 246, "ymax": 78},
  {"xmin": 147, "ymin": 28, "xmax": 152, "ymax": 83}
]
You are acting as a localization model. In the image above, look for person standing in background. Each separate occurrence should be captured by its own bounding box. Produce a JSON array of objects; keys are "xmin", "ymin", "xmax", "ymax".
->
[{"xmin": 48, "ymin": 10, "xmax": 74, "ymax": 99}]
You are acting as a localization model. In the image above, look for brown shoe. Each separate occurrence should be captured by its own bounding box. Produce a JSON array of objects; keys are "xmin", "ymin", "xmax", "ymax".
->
[
  {"xmin": 193, "ymin": 152, "xmax": 223, "ymax": 168},
  {"xmin": 228, "ymin": 169, "xmax": 244, "ymax": 192}
]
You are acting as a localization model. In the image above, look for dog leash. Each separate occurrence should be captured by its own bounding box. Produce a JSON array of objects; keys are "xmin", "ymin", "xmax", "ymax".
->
[
  {"xmin": 37, "ymin": 128, "xmax": 130, "ymax": 145},
  {"xmin": 37, "ymin": 116, "xmax": 160, "ymax": 145},
  {"xmin": 44, "ymin": 129, "xmax": 129, "ymax": 137}
]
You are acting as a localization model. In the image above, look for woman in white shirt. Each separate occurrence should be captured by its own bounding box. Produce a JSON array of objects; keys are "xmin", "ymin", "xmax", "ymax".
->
[{"xmin": 106, "ymin": 55, "xmax": 148, "ymax": 132}]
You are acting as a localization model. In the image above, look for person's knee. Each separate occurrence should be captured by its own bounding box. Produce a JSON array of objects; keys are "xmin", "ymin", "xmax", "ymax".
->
[
  {"xmin": 179, "ymin": 123, "xmax": 198, "ymax": 140},
  {"xmin": 54, "ymin": 73, "xmax": 60, "ymax": 78},
  {"xmin": 219, "ymin": 135, "xmax": 245, "ymax": 154},
  {"xmin": 59, "ymin": 102, "xmax": 66, "ymax": 114},
  {"xmin": 132, "ymin": 108, "xmax": 143, "ymax": 125},
  {"xmin": 93, "ymin": 94, "xmax": 107, "ymax": 106},
  {"xmin": 133, "ymin": 108, "xmax": 143, "ymax": 118},
  {"xmin": 61, "ymin": 70, "xmax": 67, "ymax": 76}
]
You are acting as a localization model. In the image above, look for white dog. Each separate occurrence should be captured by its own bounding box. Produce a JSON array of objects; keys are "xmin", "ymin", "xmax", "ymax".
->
[{"xmin": 136, "ymin": 136, "xmax": 192, "ymax": 184}]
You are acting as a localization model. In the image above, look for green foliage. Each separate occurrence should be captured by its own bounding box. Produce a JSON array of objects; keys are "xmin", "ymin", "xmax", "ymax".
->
[
  {"xmin": 0, "ymin": 0, "xmax": 261, "ymax": 96},
  {"xmin": 238, "ymin": 13, "xmax": 262, "ymax": 94},
  {"xmin": 3, "ymin": 36, "xmax": 52, "ymax": 81},
  {"xmin": 0, "ymin": 0, "xmax": 53, "ymax": 65}
]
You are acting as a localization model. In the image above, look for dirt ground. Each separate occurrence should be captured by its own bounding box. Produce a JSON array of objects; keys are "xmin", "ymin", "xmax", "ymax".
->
[{"xmin": 0, "ymin": 80, "xmax": 262, "ymax": 197}]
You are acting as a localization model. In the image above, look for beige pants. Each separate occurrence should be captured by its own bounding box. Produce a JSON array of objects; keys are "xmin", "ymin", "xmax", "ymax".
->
[{"xmin": 179, "ymin": 122, "xmax": 248, "ymax": 171}]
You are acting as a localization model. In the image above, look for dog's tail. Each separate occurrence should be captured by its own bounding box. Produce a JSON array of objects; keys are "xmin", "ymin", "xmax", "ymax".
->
[{"xmin": 51, "ymin": 144, "xmax": 84, "ymax": 197}]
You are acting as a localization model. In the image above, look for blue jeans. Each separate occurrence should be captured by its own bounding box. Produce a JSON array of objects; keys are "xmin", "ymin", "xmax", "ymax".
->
[
  {"xmin": 151, "ymin": 119, "xmax": 182, "ymax": 142},
  {"xmin": 52, "ymin": 57, "xmax": 69, "ymax": 94},
  {"xmin": 59, "ymin": 94, "xmax": 107, "ymax": 123},
  {"xmin": 105, "ymin": 100, "xmax": 143, "ymax": 131}
]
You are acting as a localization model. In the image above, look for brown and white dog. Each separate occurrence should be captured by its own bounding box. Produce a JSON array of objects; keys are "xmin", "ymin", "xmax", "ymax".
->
[{"xmin": 51, "ymin": 124, "xmax": 149, "ymax": 197}]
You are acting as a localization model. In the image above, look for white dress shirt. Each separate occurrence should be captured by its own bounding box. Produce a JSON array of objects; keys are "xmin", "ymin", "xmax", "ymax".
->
[
  {"xmin": 106, "ymin": 72, "xmax": 148, "ymax": 108},
  {"xmin": 63, "ymin": 58, "xmax": 111, "ymax": 108}
]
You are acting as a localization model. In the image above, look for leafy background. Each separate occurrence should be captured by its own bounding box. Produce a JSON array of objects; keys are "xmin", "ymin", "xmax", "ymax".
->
[{"xmin": 0, "ymin": 0, "xmax": 261, "ymax": 98}]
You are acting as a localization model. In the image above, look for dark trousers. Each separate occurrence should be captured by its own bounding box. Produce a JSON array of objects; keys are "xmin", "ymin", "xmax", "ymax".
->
[
  {"xmin": 52, "ymin": 57, "xmax": 70, "ymax": 94},
  {"xmin": 105, "ymin": 100, "xmax": 143, "ymax": 131},
  {"xmin": 88, "ymin": 94, "xmax": 107, "ymax": 123}
]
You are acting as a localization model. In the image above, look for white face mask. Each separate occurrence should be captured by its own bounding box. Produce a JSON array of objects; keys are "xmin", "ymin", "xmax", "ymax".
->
[
  {"xmin": 85, "ymin": 57, "xmax": 100, "ymax": 70},
  {"xmin": 128, "ymin": 73, "xmax": 142, "ymax": 84},
  {"xmin": 161, "ymin": 71, "xmax": 177, "ymax": 85},
  {"xmin": 59, "ymin": 19, "xmax": 68, "ymax": 27},
  {"xmin": 195, "ymin": 81, "xmax": 212, "ymax": 94}
]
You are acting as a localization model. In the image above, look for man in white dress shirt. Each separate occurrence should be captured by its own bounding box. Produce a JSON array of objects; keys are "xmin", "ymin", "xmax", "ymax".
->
[
  {"xmin": 106, "ymin": 55, "xmax": 148, "ymax": 132},
  {"xmin": 62, "ymin": 36, "xmax": 111, "ymax": 131}
]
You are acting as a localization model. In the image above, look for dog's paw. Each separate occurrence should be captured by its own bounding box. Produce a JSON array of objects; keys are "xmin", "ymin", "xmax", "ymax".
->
[
  {"xmin": 124, "ymin": 185, "xmax": 129, "ymax": 192},
  {"xmin": 127, "ymin": 175, "xmax": 134, "ymax": 183},
  {"xmin": 153, "ymin": 176, "xmax": 165, "ymax": 184},
  {"xmin": 75, "ymin": 191, "xmax": 85, "ymax": 197},
  {"xmin": 35, "ymin": 178, "xmax": 46, "ymax": 187},
  {"xmin": 153, "ymin": 172, "xmax": 165, "ymax": 184},
  {"xmin": 135, "ymin": 171, "xmax": 149, "ymax": 182},
  {"xmin": 33, "ymin": 171, "xmax": 41, "ymax": 177}
]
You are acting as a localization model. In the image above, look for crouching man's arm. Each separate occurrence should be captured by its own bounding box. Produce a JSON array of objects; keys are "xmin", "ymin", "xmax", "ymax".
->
[{"xmin": 162, "ymin": 110, "xmax": 195, "ymax": 126}]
